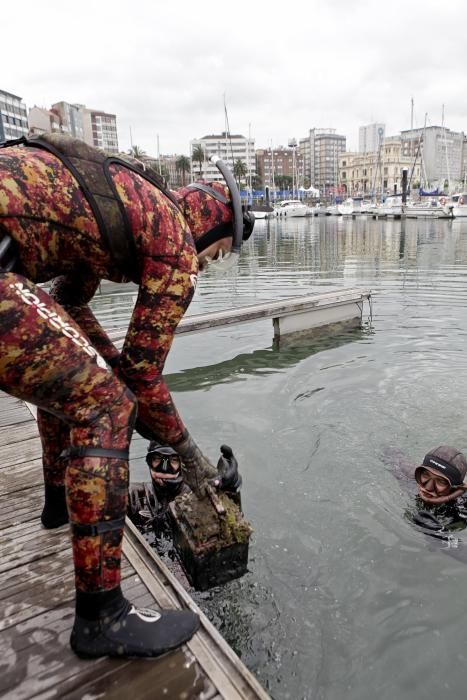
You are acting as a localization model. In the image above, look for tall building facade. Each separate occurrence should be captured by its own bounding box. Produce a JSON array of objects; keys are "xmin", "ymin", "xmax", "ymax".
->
[
  {"xmin": 0, "ymin": 90, "xmax": 28, "ymax": 142},
  {"xmin": 190, "ymin": 132, "xmax": 255, "ymax": 182},
  {"xmin": 81, "ymin": 109, "xmax": 119, "ymax": 153},
  {"xmin": 339, "ymin": 136, "xmax": 418, "ymax": 195},
  {"xmin": 256, "ymin": 146, "xmax": 304, "ymax": 188},
  {"xmin": 51, "ymin": 102, "xmax": 85, "ymax": 140},
  {"xmin": 28, "ymin": 101, "xmax": 119, "ymax": 153},
  {"xmin": 299, "ymin": 128, "xmax": 346, "ymax": 194},
  {"xmin": 359, "ymin": 123, "xmax": 385, "ymax": 153},
  {"xmin": 28, "ymin": 106, "xmax": 62, "ymax": 135},
  {"xmin": 400, "ymin": 125, "xmax": 464, "ymax": 185}
]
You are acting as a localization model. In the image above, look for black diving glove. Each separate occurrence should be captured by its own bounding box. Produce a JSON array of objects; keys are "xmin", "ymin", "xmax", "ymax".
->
[
  {"xmin": 216, "ymin": 444, "xmax": 242, "ymax": 492},
  {"xmin": 175, "ymin": 435, "xmax": 219, "ymax": 497}
]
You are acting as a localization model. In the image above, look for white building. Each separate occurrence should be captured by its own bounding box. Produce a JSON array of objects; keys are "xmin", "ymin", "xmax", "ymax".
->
[
  {"xmin": 28, "ymin": 106, "xmax": 62, "ymax": 135},
  {"xmin": 81, "ymin": 108, "xmax": 119, "ymax": 153},
  {"xmin": 358, "ymin": 123, "xmax": 385, "ymax": 153},
  {"xmin": 28, "ymin": 101, "xmax": 119, "ymax": 153},
  {"xmin": 0, "ymin": 90, "xmax": 28, "ymax": 142},
  {"xmin": 190, "ymin": 132, "xmax": 255, "ymax": 182},
  {"xmin": 51, "ymin": 102, "xmax": 85, "ymax": 140},
  {"xmin": 400, "ymin": 125, "xmax": 464, "ymax": 185}
]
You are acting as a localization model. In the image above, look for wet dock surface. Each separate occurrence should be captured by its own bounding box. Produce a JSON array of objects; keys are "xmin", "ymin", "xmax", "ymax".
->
[{"xmin": 0, "ymin": 391, "xmax": 269, "ymax": 700}]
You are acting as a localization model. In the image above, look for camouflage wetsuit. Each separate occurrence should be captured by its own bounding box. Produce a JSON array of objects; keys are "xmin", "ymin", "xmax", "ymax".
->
[{"xmin": 0, "ymin": 142, "xmax": 229, "ymax": 595}]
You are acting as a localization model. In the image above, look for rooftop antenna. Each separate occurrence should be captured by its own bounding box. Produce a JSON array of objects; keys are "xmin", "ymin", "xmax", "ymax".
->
[
  {"xmin": 410, "ymin": 97, "xmax": 414, "ymax": 130},
  {"xmin": 129, "ymin": 126, "xmax": 133, "ymax": 150}
]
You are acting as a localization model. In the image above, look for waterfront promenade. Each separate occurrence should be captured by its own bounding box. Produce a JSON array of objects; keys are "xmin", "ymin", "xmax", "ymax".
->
[{"xmin": 0, "ymin": 391, "xmax": 270, "ymax": 699}]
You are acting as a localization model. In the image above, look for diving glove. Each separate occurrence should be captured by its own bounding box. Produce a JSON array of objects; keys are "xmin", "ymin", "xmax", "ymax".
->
[
  {"xmin": 217, "ymin": 444, "xmax": 242, "ymax": 491},
  {"xmin": 175, "ymin": 434, "xmax": 219, "ymax": 497}
]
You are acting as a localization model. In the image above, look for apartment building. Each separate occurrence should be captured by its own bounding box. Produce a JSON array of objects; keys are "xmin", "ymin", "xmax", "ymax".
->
[
  {"xmin": 28, "ymin": 101, "xmax": 119, "ymax": 153},
  {"xmin": 51, "ymin": 102, "xmax": 85, "ymax": 140},
  {"xmin": 28, "ymin": 106, "xmax": 62, "ymax": 135},
  {"xmin": 299, "ymin": 128, "xmax": 346, "ymax": 194},
  {"xmin": 190, "ymin": 132, "xmax": 255, "ymax": 182},
  {"xmin": 339, "ymin": 136, "xmax": 418, "ymax": 195},
  {"xmin": 82, "ymin": 109, "xmax": 119, "ymax": 153},
  {"xmin": 400, "ymin": 125, "xmax": 464, "ymax": 185},
  {"xmin": 358, "ymin": 123, "xmax": 385, "ymax": 153},
  {"xmin": 0, "ymin": 90, "xmax": 28, "ymax": 142},
  {"xmin": 255, "ymin": 146, "xmax": 304, "ymax": 188}
]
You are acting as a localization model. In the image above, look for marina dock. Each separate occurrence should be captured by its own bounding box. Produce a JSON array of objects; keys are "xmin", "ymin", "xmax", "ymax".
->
[
  {"xmin": 108, "ymin": 288, "xmax": 372, "ymax": 347},
  {"xmin": 0, "ymin": 391, "xmax": 270, "ymax": 700}
]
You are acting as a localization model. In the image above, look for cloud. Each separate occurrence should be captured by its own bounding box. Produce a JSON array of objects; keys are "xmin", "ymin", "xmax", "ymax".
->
[{"xmin": 3, "ymin": 0, "xmax": 467, "ymax": 155}]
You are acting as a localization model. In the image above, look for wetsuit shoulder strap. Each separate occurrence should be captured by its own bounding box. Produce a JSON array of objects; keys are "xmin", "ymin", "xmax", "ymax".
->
[{"xmin": 22, "ymin": 134, "xmax": 139, "ymax": 279}]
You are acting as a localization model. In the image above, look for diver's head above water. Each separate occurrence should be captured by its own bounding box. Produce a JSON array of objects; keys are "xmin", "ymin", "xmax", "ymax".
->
[{"xmin": 415, "ymin": 446, "xmax": 467, "ymax": 505}]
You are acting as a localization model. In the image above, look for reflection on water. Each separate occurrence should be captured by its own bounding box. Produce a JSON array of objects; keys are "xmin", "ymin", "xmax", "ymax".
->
[{"xmin": 92, "ymin": 216, "xmax": 467, "ymax": 700}]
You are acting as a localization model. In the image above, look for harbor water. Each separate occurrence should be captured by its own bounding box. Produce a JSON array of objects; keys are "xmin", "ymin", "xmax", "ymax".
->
[{"xmin": 92, "ymin": 215, "xmax": 467, "ymax": 700}]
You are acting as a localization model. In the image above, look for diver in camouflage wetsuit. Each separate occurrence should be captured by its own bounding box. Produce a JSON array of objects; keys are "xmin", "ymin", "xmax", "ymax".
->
[{"xmin": 0, "ymin": 134, "xmax": 254, "ymax": 658}]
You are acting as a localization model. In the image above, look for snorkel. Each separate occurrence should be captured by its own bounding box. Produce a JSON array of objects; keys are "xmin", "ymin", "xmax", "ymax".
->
[
  {"xmin": 179, "ymin": 156, "xmax": 255, "ymax": 273},
  {"xmin": 210, "ymin": 155, "xmax": 244, "ymax": 257}
]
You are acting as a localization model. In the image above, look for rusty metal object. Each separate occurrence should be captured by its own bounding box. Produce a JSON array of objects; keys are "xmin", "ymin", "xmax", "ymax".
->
[{"xmin": 169, "ymin": 491, "xmax": 252, "ymax": 591}]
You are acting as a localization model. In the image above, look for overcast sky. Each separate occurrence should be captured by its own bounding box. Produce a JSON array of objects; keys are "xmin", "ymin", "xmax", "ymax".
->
[{"xmin": 4, "ymin": 0, "xmax": 467, "ymax": 156}]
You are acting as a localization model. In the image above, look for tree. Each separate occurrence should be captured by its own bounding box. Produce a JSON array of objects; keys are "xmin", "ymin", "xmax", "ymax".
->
[
  {"xmin": 233, "ymin": 159, "xmax": 247, "ymax": 181},
  {"xmin": 192, "ymin": 144, "xmax": 205, "ymax": 177},
  {"xmin": 251, "ymin": 174, "xmax": 262, "ymax": 190},
  {"xmin": 275, "ymin": 175, "xmax": 292, "ymax": 190},
  {"xmin": 128, "ymin": 145, "xmax": 146, "ymax": 159},
  {"xmin": 176, "ymin": 155, "xmax": 191, "ymax": 186}
]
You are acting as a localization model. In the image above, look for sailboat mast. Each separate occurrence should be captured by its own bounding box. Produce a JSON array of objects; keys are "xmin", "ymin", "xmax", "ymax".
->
[
  {"xmin": 442, "ymin": 104, "xmax": 451, "ymax": 192},
  {"xmin": 270, "ymin": 141, "xmax": 276, "ymax": 202}
]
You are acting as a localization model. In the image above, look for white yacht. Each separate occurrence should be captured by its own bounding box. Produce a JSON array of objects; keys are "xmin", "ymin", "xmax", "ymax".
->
[
  {"xmin": 274, "ymin": 200, "xmax": 310, "ymax": 217},
  {"xmin": 250, "ymin": 205, "xmax": 274, "ymax": 220},
  {"xmin": 374, "ymin": 195, "xmax": 403, "ymax": 218},
  {"xmin": 337, "ymin": 198, "xmax": 355, "ymax": 216},
  {"xmin": 448, "ymin": 193, "xmax": 467, "ymax": 218},
  {"xmin": 405, "ymin": 198, "xmax": 451, "ymax": 219},
  {"xmin": 337, "ymin": 197, "xmax": 370, "ymax": 216}
]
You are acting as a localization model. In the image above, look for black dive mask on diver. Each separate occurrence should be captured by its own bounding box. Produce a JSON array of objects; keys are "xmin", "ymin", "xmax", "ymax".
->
[{"xmin": 146, "ymin": 444, "xmax": 184, "ymax": 499}]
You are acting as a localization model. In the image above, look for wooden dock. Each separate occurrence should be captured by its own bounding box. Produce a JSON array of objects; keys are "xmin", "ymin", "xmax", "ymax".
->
[{"xmin": 0, "ymin": 392, "xmax": 270, "ymax": 700}]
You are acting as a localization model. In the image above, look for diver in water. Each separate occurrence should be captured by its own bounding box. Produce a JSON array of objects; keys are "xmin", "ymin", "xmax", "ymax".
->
[
  {"xmin": 128, "ymin": 443, "xmax": 187, "ymax": 530},
  {"xmin": 128, "ymin": 442, "xmax": 242, "ymax": 530},
  {"xmin": 390, "ymin": 445, "xmax": 467, "ymax": 540}
]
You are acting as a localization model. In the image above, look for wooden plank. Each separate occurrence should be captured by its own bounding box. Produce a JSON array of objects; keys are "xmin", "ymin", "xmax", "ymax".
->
[
  {"xmin": 123, "ymin": 520, "xmax": 271, "ymax": 700},
  {"xmin": 0, "ymin": 420, "xmax": 39, "ymax": 447},
  {"xmin": 0, "ymin": 436, "xmax": 43, "ymax": 470},
  {"xmin": 0, "ymin": 394, "xmax": 33, "ymax": 428},
  {"xmin": 0, "ymin": 567, "xmax": 145, "ymax": 634},
  {"xmin": 60, "ymin": 649, "xmax": 216, "ymax": 700},
  {"xmin": 0, "ymin": 461, "xmax": 43, "ymax": 496}
]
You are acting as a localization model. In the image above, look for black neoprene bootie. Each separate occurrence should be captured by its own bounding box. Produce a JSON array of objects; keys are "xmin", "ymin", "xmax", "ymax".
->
[
  {"xmin": 70, "ymin": 589, "xmax": 200, "ymax": 658},
  {"xmin": 41, "ymin": 484, "xmax": 69, "ymax": 529}
]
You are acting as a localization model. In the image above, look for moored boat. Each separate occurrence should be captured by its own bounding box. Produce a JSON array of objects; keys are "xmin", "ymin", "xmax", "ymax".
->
[
  {"xmin": 373, "ymin": 195, "xmax": 403, "ymax": 218},
  {"xmin": 250, "ymin": 205, "xmax": 274, "ymax": 220},
  {"xmin": 449, "ymin": 193, "xmax": 467, "ymax": 218},
  {"xmin": 274, "ymin": 199, "xmax": 310, "ymax": 217},
  {"xmin": 405, "ymin": 198, "xmax": 451, "ymax": 219}
]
